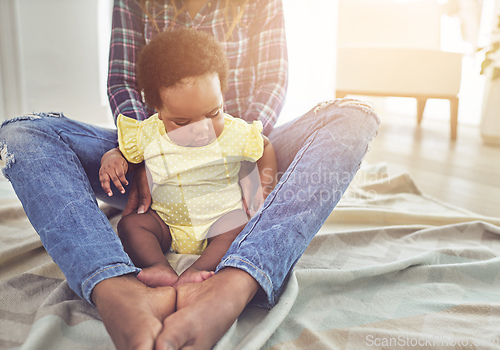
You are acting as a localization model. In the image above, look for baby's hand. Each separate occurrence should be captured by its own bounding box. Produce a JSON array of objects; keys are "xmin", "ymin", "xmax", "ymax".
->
[{"xmin": 99, "ymin": 150, "xmax": 129, "ymax": 197}]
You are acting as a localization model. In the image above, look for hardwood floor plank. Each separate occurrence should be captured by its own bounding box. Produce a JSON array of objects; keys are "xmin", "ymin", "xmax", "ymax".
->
[{"xmin": 364, "ymin": 113, "xmax": 500, "ymax": 218}]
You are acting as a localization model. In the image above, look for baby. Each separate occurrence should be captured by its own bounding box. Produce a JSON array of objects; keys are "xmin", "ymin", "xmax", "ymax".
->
[{"xmin": 99, "ymin": 28, "xmax": 277, "ymax": 287}]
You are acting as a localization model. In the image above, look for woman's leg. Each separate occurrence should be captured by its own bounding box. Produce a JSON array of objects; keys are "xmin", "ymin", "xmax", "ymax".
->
[
  {"xmin": 216, "ymin": 98, "xmax": 380, "ymax": 307},
  {"xmin": 0, "ymin": 112, "xmax": 139, "ymax": 302}
]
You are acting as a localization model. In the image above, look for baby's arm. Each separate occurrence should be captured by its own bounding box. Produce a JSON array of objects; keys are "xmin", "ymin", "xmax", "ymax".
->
[
  {"xmin": 257, "ymin": 136, "xmax": 277, "ymax": 199},
  {"xmin": 239, "ymin": 136, "xmax": 277, "ymax": 216},
  {"xmin": 99, "ymin": 147, "xmax": 130, "ymax": 196}
]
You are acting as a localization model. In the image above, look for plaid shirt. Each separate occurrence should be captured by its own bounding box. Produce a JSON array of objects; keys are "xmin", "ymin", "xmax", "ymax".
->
[{"xmin": 108, "ymin": 0, "xmax": 288, "ymax": 134}]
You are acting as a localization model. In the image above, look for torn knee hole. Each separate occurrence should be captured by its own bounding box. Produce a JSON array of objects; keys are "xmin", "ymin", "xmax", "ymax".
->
[
  {"xmin": 0, "ymin": 142, "xmax": 14, "ymax": 180},
  {"xmin": 313, "ymin": 98, "xmax": 377, "ymax": 116}
]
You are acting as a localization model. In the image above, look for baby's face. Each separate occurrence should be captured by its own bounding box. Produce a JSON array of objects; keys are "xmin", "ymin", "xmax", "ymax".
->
[{"xmin": 157, "ymin": 73, "xmax": 225, "ymax": 147}]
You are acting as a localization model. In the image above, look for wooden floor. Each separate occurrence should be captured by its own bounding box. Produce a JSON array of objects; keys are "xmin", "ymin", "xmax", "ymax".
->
[{"xmin": 364, "ymin": 112, "xmax": 500, "ymax": 218}]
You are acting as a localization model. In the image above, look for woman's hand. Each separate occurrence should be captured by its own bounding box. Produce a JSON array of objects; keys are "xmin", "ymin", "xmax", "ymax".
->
[
  {"xmin": 99, "ymin": 148, "xmax": 129, "ymax": 197},
  {"xmin": 122, "ymin": 163, "xmax": 152, "ymax": 216}
]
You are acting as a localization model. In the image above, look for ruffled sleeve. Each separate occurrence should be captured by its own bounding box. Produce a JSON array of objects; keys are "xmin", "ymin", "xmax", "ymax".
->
[
  {"xmin": 117, "ymin": 114, "xmax": 144, "ymax": 164},
  {"xmin": 242, "ymin": 120, "xmax": 264, "ymax": 162}
]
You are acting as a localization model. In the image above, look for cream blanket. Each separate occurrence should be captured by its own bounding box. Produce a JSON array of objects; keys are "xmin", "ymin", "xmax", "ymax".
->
[{"xmin": 2, "ymin": 164, "xmax": 500, "ymax": 349}]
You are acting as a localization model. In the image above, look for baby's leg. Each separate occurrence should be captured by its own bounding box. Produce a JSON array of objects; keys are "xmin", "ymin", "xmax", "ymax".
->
[
  {"xmin": 175, "ymin": 209, "xmax": 248, "ymax": 286},
  {"xmin": 117, "ymin": 209, "xmax": 178, "ymax": 287}
]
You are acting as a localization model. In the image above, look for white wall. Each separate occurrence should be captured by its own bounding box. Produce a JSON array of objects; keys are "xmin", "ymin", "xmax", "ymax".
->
[
  {"xmin": 1, "ymin": 0, "xmax": 113, "ymax": 125},
  {"xmin": 278, "ymin": 0, "xmax": 338, "ymax": 125},
  {"xmin": 0, "ymin": 0, "xmax": 24, "ymax": 120}
]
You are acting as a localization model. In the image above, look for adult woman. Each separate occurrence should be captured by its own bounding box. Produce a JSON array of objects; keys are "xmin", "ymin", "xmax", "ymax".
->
[{"xmin": 0, "ymin": 0, "xmax": 379, "ymax": 348}]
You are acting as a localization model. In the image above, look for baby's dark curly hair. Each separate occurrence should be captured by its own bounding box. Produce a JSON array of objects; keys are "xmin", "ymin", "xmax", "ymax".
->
[{"xmin": 137, "ymin": 28, "xmax": 229, "ymax": 109}]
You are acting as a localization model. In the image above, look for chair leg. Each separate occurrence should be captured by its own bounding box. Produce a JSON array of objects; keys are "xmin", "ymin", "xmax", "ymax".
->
[
  {"xmin": 449, "ymin": 97, "xmax": 458, "ymax": 140},
  {"xmin": 416, "ymin": 97, "xmax": 427, "ymax": 125}
]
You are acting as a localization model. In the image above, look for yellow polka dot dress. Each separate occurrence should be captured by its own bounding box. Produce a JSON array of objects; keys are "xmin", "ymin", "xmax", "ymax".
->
[{"xmin": 117, "ymin": 113, "xmax": 264, "ymax": 254}]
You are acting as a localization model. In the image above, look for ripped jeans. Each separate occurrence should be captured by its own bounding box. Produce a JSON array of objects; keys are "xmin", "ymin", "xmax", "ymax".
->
[{"xmin": 0, "ymin": 100, "xmax": 379, "ymax": 307}]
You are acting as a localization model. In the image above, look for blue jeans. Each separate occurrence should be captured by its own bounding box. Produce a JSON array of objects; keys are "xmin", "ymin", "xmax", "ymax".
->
[{"xmin": 0, "ymin": 100, "xmax": 379, "ymax": 306}]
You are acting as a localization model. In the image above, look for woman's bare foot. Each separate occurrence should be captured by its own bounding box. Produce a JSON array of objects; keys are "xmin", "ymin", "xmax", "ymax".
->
[
  {"xmin": 92, "ymin": 274, "xmax": 176, "ymax": 350},
  {"xmin": 173, "ymin": 268, "xmax": 215, "ymax": 287},
  {"xmin": 155, "ymin": 268, "xmax": 259, "ymax": 350},
  {"xmin": 137, "ymin": 263, "xmax": 179, "ymax": 287}
]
